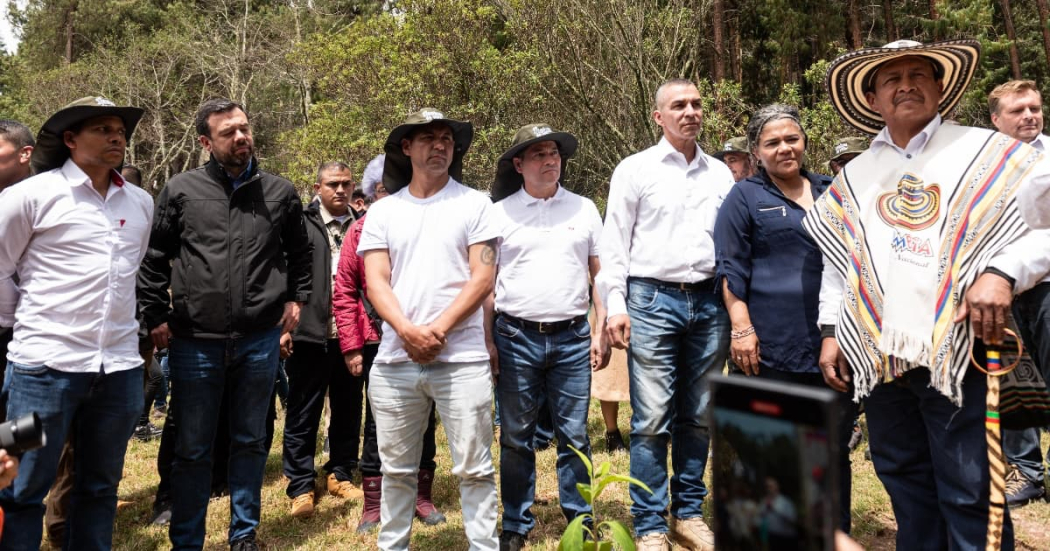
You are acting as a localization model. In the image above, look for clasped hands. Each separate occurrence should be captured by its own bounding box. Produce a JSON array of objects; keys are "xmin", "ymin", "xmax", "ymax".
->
[{"xmin": 400, "ymin": 323, "xmax": 447, "ymax": 364}]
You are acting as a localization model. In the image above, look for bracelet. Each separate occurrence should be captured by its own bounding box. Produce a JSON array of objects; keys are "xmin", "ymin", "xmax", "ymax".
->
[{"xmin": 731, "ymin": 325, "xmax": 755, "ymax": 339}]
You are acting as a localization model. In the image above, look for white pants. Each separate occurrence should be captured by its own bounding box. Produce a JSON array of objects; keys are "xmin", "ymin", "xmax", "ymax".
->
[{"xmin": 369, "ymin": 360, "xmax": 498, "ymax": 551}]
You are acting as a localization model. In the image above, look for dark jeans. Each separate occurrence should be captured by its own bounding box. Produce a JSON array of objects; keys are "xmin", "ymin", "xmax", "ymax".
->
[
  {"xmin": 865, "ymin": 368, "xmax": 1013, "ymax": 550},
  {"xmin": 167, "ymin": 327, "xmax": 280, "ymax": 549},
  {"xmin": 359, "ymin": 343, "xmax": 438, "ymax": 478},
  {"xmin": 139, "ymin": 355, "xmax": 164, "ymax": 425},
  {"xmin": 494, "ymin": 314, "xmax": 593, "ymax": 536},
  {"xmin": 1004, "ymin": 282, "xmax": 1050, "ymax": 483},
  {"xmin": 752, "ymin": 368, "xmax": 856, "ymax": 533},
  {"xmin": 0, "ymin": 363, "xmax": 142, "ymax": 551},
  {"xmin": 282, "ymin": 339, "xmax": 365, "ymax": 497}
]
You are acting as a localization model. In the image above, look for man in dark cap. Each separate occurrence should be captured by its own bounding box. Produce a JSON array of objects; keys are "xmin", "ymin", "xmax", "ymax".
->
[
  {"xmin": 137, "ymin": 97, "xmax": 312, "ymax": 551},
  {"xmin": 712, "ymin": 136, "xmax": 753, "ymax": 182},
  {"xmin": 358, "ymin": 108, "xmax": 500, "ymax": 550},
  {"xmin": 827, "ymin": 137, "xmax": 867, "ymax": 176},
  {"xmin": 0, "ymin": 96, "xmax": 153, "ymax": 550},
  {"xmin": 486, "ymin": 124, "xmax": 610, "ymax": 550}
]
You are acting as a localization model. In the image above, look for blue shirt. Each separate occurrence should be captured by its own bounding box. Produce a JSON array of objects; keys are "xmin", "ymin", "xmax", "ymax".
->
[{"xmin": 714, "ymin": 169, "xmax": 831, "ymax": 374}]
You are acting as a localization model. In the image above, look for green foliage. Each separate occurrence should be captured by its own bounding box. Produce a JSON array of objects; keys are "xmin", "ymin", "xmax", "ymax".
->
[{"xmin": 558, "ymin": 445, "xmax": 652, "ymax": 551}]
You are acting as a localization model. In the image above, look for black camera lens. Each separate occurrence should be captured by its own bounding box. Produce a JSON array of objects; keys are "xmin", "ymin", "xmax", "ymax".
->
[{"xmin": 0, "ymin": 412, "xmax": 46, "ymax": 455}]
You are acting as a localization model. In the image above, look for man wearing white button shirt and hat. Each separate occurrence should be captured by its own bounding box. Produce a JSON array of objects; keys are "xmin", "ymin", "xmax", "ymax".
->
[
  {"xmin": 486, "ymin": 124, "xmax": 610, "ymax": 551},
  {"xmin": 597, "ymin": 78, "xmax": 736, "ymax": 551},
  {"xmin": 0, "ymin": 96, "xmax": 152, "ymax": 550}
]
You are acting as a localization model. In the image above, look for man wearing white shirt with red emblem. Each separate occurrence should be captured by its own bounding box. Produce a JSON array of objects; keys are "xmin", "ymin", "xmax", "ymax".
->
[
  {"xmin": 597, "ymin": 79, "xmax": 735, "ymax": 551},
  {"xmin": 0, "ymin": 97, "xmax": 153, "ymax": 550}
]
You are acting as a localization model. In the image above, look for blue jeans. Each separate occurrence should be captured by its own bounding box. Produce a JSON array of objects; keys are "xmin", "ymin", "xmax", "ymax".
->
[
  {"xmin": 0, "ymin": 362, "xmax": 142, "ymax": 551},
  {"xmin": 494, "ymin": 314, "xmax": 593, "ymax": 535},
  {"xmin": 865, "ymin": 368, "xmax": 1013, "ymax": 550},
  {"xmin": 625, "ymin": 279, "xmax": 730, "ymax": 535},
  {"xmin": 1004, "ymin": 282, "xmax": 1050, "ymax": 483},
  {"xmin": 167, "ymin": 327, "xmax": 280, "ymax": 549}
]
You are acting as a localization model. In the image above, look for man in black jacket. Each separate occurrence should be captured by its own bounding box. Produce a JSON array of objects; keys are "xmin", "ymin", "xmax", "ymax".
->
[
  {"xmin": 138, "ymin": 98, "xmax": 312, "ymax": 551},
  {"xmin": 281, "ymin": 161, "xmax": 365, "ymax": 519}
]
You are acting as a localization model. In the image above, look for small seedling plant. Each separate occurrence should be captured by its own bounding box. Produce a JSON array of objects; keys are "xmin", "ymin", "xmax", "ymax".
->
[{"xmin": 558, "ymin": 445, "xmax": 653, "ymax": 551}]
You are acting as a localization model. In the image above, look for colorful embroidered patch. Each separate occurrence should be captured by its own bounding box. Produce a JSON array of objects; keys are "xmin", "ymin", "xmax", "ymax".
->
[{"xmin": 877, "ymin": 173, "xmax": 941, "ymax": 230}]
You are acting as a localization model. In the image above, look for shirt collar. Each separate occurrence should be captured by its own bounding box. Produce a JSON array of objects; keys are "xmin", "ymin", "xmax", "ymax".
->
[
  {"xmin": 319, "ymin": 203, "xmax": 351, "ymax": 225},
  {"xmin": 655, "ymin": 136, "xmax": 707, "ymax": 170},
  {"xmin": 1030, "ymin": 133, "xmax": 1048, "ymax": 152},
  {"xmin": 227, "ymin": 158, "xmax": 254, "ymax": 189},
  {"xmin": 870, "ymin": 114, "xmax": 942, "ymax": 156},
  {"xmin": 515, "ymin": 183, "xmax": 565, "ymax": 206},
  {"xmin": 60, "ymin": 158, "xmax": 126, "ymax": 191}
]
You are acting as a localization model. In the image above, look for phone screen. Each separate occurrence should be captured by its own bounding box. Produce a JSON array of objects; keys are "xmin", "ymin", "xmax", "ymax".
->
[{"xmin": 710, "ymin": 376, "xmax": 837, "ymax": 551}]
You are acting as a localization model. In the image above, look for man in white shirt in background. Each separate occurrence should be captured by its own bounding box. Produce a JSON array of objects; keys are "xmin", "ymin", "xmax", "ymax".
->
[
  {"xmin": 0, "ymin": 97, "xmax": 153, "ymax": 550},
  {"xmin": 989, "ymin": 79, "xmax": 1050, "ymax": 507},
  {"xmin": 359, "ymin": 109, "xmax": 500, "ymax": 551},
  {"xmin": 597, "ymin": 79, "xmax": 735, "ymax": 551},
  {"xmin": 486, "ymin": 124, "xmax": 610, "ymax": 551}
]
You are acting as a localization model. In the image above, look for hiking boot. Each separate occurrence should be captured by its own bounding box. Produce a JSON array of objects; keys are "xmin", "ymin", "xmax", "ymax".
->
[
  {"xmin": 355, "ymin": 476, "xmax": 383, "ymax": 533},
  {"xmin": 499, "ymin": 531, "xmax": 527, "ymax": 551},
  {"xmin": 605, "ymin": 430, "xmax": 627, "ymax": 453},
  {"xmin": 327, "ymin": 473, "xmax": 363, "ymax": 500},
  {"xmin": 415, "ymin": 469, "xmax": 446, "ymax": 525},
  {"xmin": 636, "ymin": 532, "xmax": 673, "ymax": 551},
  {"xmin": 669, "ymin": 516, "xmax": 715, "ymax": 551},
  {"xmin": 230, "ymin": 535, "xmax": 259, "ymax": 551},
  {"xmin": 132, "ymin": 422, "xmax": 163, "ymax": 442},
  {"xmin": 290, "ymin": 492, "xmax": 315, "ymax": 519},
  {"xmin": 1006, "ymin": 468, "xmax": 1046, "ymax": 507},
  {"xmin": 150, "ymin": 499, "xmax": 172, "ymax": 526}
]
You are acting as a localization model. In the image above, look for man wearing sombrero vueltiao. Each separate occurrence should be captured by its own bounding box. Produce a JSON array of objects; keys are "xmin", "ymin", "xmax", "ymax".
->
[{"xmin": 803, "ymin": 40, "xmax": 1050, "ymax": 549}]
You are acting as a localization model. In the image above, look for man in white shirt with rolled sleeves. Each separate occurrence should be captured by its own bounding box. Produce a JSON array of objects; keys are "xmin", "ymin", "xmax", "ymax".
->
[
  {"xmin": 0, "ymin": 97, "xmax": 152, "ymax": 550},
  {"xmin": 597, "ymin": 79, "xmax": 735, "ymax": 551}
]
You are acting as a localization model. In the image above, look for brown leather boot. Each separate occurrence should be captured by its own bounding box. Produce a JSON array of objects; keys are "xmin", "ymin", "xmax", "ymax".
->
[
  {"xmin": 414, "ymin": 469, "xmax": 446, "ymax": 525},
  {"xmin": 355, "ymin": 476, "xmax": 382, "ymax": 533}
]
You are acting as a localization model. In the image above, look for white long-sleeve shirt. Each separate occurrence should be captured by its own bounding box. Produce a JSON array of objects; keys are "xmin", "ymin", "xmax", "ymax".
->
[
  {"xmin": 0, "ymin": 159, "xmax": 153, "ymax": 373},
  {"xmin": 817, "ymin": 119, "xmax": 1050, "ymax": 327},
  {"xmin": 596, "ymin": 137, "xmax": 736, "ymax": 318}
]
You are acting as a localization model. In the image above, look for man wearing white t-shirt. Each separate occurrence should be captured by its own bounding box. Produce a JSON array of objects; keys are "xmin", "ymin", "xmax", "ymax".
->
[
  {"xmin": 486, "ymin": 124, "xmax": 610, "ymax": 550},
  {"xmin": 358, "ymin": 109, "xmax": 500, "ymax": 551}
]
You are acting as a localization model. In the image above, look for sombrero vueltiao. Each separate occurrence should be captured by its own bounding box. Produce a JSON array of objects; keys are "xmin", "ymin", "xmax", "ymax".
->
[{"xmin": 826, "ymin": 39, "xmax": 981, "ymax": 136}]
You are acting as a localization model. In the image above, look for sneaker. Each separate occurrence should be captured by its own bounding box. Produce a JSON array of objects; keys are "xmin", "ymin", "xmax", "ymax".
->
[
  {"xmin": 669, "ymin": 516, "xmax": 715, "ymax": 551},
  {"xmin": 132, "ymin": 422, "xmax": 163, "ymax": 442},
  {"xmin": 327, "ymin": 473, "xmax": 363, "ymax": 500},
  {"xmin": 150, "ymin": 500, "xmax": 172, "ymax": 526},
  {"xmin": 290, "ymin": 492, "xmax": 315, "ymax": 519},
  {"xmin": 605, "ymin": 430, "xmax": 627, "ymax": 453},
  {"xmin": 848, "ymin": 425, "xmax": 864, "ymax": 451},
  {"xmin": 230, "ymin": 535, "xmax": 260, "ymax": 551},
  {"xmin": 499, "ymin": 531, "xmax": 527, "ymax": 551},
  {"xmin": 636, "ymin": 532, "xmax": 673, "ymax": 551},
  {"xmin": 1006, "ymin": 468, "xmax": 1046, "ymax": 507}
]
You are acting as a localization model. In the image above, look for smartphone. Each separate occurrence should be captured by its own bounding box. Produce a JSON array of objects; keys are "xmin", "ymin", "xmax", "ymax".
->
[{"xmin": 709, "ymin": 374, "xmax": 840, "ymax": 551}]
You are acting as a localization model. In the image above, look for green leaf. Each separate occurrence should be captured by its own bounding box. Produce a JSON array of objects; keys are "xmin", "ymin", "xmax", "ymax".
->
[
  {"xmin": 602, "ymin": 521, "xmax": 636, "ymax": 551},
  {"xmin": 576, "ymin": 482, "xmax": 594, "ymax": 504},
  {"xmin": 559, "ymin": 514, "xmax": 588, "ymax": 551},
  {"xmin": 596, "ymin": 461, "xmax": 611, "ymax": 478},
  {"xmin": 568, "ymin": 444, "xmax": 594, "ymax": 479}
]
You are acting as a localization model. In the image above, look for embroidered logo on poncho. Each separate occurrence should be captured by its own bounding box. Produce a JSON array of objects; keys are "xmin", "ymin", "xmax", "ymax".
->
[{"xmin": 877, "ymin": 173, "xmax": 940, "ymax": 230}]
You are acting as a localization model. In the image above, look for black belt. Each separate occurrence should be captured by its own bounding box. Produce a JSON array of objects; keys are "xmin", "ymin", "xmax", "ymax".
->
[
  {"xmin": 499, "ymin": 313, "xmax": 586, "ymax": 334},
  {"xmin": 628, "ymin": 276, "xmax": 716, "ymax": 292}
]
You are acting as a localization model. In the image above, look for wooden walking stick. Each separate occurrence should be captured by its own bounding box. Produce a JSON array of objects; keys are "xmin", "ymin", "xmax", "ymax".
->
[{"xmin": 971, "ymin": 328, "xmax": 1023, "ymax": 551}]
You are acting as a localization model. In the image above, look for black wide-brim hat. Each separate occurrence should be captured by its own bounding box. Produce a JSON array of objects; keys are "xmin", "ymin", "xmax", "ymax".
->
[
  {"xmin": 31, "ymin": 96, "xmax": 144, "ymax": 174},
  {"xmin": 492, "ymin": 124, "xmax": 578, "ymax": 202},
  {"xmin": 382, "ymin": 108, "xmax": 474, "ymax": 193},
  {"xmin": 826, "ymin": 39, "xmax": 980, "ymax": 136}
]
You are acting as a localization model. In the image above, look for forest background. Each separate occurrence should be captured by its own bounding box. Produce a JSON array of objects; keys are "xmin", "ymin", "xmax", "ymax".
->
[{"xmin": 1, "ymin": 0, "xmax": 1047, "ymax": 207}]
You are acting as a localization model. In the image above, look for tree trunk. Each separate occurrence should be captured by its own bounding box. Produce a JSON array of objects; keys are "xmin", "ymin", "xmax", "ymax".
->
[
  {"xmin": 729, "ymin": 4, "xmax": 742, "ymax": 82},
  {"xmin": 1000, "ymin": 0, "xmax": 1023, "ymax": 79},
  {"xmin": 928, "ymin": 0, "xmax": 940, "ymax": 40},
  {"xmin": 883, "ymin": 0, "xmax": 898, "ymax": 42},
  {"xmin": 847, "ymin": 0, "xmax": 863, "ymax": 49},
  {"xmin": 1036, "ymin": 0, "xmax": 1050, "ymax": 67},
  {"xmin": 64, "ymin": 1, "xmax": 79, "ymax": 63},
  {"xmin": 712, "ymin": 0, "xmax": 725, "ymax": 82}
]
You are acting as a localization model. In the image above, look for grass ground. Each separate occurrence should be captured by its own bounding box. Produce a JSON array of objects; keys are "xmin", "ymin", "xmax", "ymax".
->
[{"xmin": 105, "ymin": 399, "xmax": 1050, "ymax": 550}]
